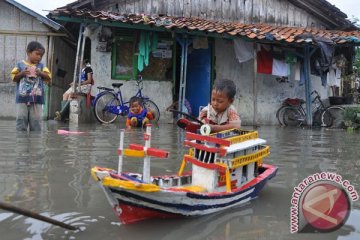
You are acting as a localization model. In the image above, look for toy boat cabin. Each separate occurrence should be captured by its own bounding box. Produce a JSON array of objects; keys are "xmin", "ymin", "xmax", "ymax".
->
[{"xmin": 175, "ymin": 129, "xmax": 269, "ymax": 193}]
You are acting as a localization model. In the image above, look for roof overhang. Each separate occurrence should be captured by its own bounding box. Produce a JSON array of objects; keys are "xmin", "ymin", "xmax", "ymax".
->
[{"xmin": 48, "ymin": 10, "xmax": 360, "ymax": 47}]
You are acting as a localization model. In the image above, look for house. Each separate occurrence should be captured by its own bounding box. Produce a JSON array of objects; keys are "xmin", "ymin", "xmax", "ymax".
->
[
  {"xmin": 0, "ymin": 0, "xmax": 76, "ymax": 120},
  {"xmin": 49, "ymin": 0, "xmax": 360, "ymax": 125}
]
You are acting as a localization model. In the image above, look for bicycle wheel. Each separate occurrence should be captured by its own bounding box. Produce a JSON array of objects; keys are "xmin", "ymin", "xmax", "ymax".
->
[
  {"xmin": 321, "ymin": 106, "xmax": 345, "ymax": 128},
  {"xmin": 282, "ymin": 107, "xmax": 304, "ymax": 127},
  {"xmin": 143, "ymin": 99, "xmax": 160, "ymax": 123},
  {"xmin": 276, "ymin": 105, "xmax": 287, "ymax": 126},
  {"xmin": 94, "ymin": 92, "xmax": 120, "ymax": 124}
]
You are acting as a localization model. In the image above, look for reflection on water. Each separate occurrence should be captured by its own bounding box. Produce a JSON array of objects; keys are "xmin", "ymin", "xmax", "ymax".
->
[{"xmin": 0, "ymin": 120, "xmax": 359, "ymax": 239}]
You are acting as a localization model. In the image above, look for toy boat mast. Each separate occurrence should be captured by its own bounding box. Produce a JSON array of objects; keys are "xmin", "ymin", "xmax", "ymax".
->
[{"xmin": 117, "ymin": 124, "xmax": 169, "ymax": 183}]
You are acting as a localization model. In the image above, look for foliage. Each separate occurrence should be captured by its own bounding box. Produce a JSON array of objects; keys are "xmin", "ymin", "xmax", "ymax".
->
[
  {"xmin": 350, "ymin": 17, "xmax": 360, "ymax": 78},
  {"xmin": 343, "ymin": 107, "xmax": 360, "ymax": 130}
]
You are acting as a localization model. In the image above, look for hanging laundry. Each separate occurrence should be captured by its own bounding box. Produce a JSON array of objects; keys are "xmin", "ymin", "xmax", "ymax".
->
[
  {"xmin": 327, "ymin": 63, "xmax": 337, "ymax": 87},
  {"xmin": 334, "ymin": 67, "xmax": 342, "ymax": 87},
  {"xmin": 193, "ymin": 37, "xmax": 209, "ymax": 49},
  {"xmin": 257, "ymin": 47, "xmax": 273, "ymax": 74},
  {"xmin": 272, "ymin": 59, "xmax": 289, "ymax": 77},
  {"xmin": 233, "ymin": 39, "xmax": 254, "ymax": 63},
  {"xmin": 138, "ymin": 31, "xmax": 158, "ymax": 72}
]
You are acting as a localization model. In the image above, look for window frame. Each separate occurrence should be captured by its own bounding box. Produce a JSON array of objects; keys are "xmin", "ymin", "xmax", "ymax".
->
[
  {"xmin": 111, "ymin": 31, "xmax": 176, "ymax": 81},
  {"xmin": 111, "ymin": 35, "xmax": 137, "ymax": 80}
]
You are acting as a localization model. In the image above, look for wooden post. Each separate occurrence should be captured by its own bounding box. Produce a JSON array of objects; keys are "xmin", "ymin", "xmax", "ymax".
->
[
  {"xmin": 118, "ymin": 130, "xmax": 125, "ymax": 174},
  {"xmin": 143, "ymin": 124, "xmax": 152, "ymax": 183},
  {"xmin": 303, "ymin": 45, "xmax": 312, "ymax": 126},
  {"xmin": 253, "ymin": 43, "xmax": 258, "ymax": 126}
]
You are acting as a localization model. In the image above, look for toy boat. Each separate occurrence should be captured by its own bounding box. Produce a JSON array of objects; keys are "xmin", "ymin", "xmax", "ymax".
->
[{"xmin": 91, "ymin": 125, "xmax": 277, "ymax": 224}]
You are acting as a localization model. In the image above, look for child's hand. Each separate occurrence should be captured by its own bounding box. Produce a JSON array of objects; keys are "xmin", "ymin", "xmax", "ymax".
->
[
  {"xmin": 22, "ymin": 68, "xmax": 31, "ymax": 77},
  {"xmin": 34, "ymin": 68, "xmax": 42, "ymax": 77}
]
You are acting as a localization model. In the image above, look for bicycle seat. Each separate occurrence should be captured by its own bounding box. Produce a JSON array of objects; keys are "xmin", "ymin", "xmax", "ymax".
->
[
  {"xmin": 97, "ymin": 86, "xmax": 113, "ymax": 91},
  {"xmin": 112, "ymin": 83, "xmax": 123, "ymax": 88}
]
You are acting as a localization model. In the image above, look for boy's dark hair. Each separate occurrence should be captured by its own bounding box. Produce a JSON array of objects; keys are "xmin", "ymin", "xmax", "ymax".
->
[
  {"xmin": 129, "ymin": 96, "xmax": 143, "ymax": 106},
  {"xmin": 26, "ymin": 41, "xmax": 45, "ymax": 53},
  {"xmin": 213, "ymin": 79, "xmax": 236, "ymax": 99}
]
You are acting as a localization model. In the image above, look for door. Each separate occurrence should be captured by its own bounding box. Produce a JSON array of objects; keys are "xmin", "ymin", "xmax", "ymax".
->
[{"xmin": 185, "ymin": 47, "xmax": 212, "ymax": 117}]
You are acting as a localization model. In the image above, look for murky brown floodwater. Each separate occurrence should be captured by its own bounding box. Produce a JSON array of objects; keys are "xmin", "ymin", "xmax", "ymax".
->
[{"xmin": 0, "ymin": 119, "xmax": 359, "ymax": 240}]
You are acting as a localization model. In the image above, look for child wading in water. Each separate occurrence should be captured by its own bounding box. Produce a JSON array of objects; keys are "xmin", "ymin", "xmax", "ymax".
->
[
  {"xmin": 11, "ymin": 41, "xmax": 51, "ymax": 131},
  {"xmin": 126, "ymin": 97, "xmax": 154, "ymax": 129},
  {"xmin": 199, "ymin": 79, "xmax": 241, "ymax": 133}
]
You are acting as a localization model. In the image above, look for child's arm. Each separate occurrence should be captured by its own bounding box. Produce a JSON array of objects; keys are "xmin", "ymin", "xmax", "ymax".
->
[
  {"xmin": 126, "ymin": 118, "xmax": 131, "ymax": 129},
  {"xmin": 208, "ymin": 107, "xmax": 241, "ymax": 133},
  {"xmin": 11, "ymin": 67, "xmax": 29, "ymax": 83},
  {"xmin": 198, "ymin": 107, "xmax": 208, "ymax": 123},
  {"xmin": 36, "ymin": 67, "xmax": 51, "ymax": 84},
  {"xmin": 81, "ymin": 72, "xmax": 93, "ymax": 85},
  {"xmin": 146, "ymin": 111, "xmax": 154, "ymax": 120},
  {"xmin": 208, "ymin": 121, "xmax": 240, "ymax": 133}
]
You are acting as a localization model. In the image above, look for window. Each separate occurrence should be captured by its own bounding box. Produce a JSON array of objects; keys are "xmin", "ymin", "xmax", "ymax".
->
[
  {"xmin": 111, "ymin": 36, "xmax": 136, "ymax": 80},
  {"xmin": 111, "ymin": 31, "xmax": 174, "ymax": 81}
]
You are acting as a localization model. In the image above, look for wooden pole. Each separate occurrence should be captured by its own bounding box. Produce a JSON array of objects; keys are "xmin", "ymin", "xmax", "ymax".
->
[
  {"xmin": 0, "ymin": 202, "xmax": 78, "ymax": 231},
  {"xmin": 118, "ymin": 129, "xmax": 125, "ymax": 174},
  {"xmin": 143, "ymin": 124, "xmax": 152, "ymax": 183}
]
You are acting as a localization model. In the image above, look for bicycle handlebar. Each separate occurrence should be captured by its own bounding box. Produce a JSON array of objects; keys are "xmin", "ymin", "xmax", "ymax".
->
[{"xmin": 311, "ymin": 90, "xmax": 319, "ymax": 95}]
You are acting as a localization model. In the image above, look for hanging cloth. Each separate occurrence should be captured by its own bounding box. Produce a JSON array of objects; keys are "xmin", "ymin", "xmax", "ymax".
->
[
  {"xmin": 138, "ymin": 32, "xmax": 158, "ymax": 72},
  {"xmin": 257, "ymin": 47, "xmax": 273, "ymax": 74},
  {"xmin": 233, "ymin": 39, "xmax": 254, "ymax": 63},
  {"xmin": 272, "ymin": 59, "xmax": 289, "ymax": 77}
]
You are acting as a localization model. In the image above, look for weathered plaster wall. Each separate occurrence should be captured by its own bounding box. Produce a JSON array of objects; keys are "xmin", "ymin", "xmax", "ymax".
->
[
  {"xmin": 89, "ymin": 27, "xmax": 173, "ymax": 123},
  {"xmin": 214, "ymin": 38, "xmax": 327, "ymax": 125}
]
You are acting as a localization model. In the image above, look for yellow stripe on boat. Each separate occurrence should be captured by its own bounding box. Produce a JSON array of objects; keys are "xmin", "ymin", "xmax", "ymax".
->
[
  {"xmin": 231, "ymin": 146, "xmax": 270, "ymax": 169},
  {"xmin": 226, "ymin": 131, "xmax": 258, "ymax": 145},
  {"xmin": 102, "ymin": 176, "xmax": 160, "ymax": 192},
  {"xmin": 124, "ymin": 149, "xmax": 145, "ymax": 157},
  {"xmin": 174, "ymin": 185, "xmax": 207, "ymax": 192}
]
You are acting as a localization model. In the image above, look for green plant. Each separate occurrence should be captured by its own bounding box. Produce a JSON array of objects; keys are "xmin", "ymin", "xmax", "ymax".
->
[{"xmin": 343, "ymin": 107, "xmax": 360, "ymax": 130}]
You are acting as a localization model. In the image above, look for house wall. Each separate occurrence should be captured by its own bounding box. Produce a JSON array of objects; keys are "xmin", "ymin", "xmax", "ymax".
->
[
  {"xmin": 214, "ymin": 38, "xmax": 327, "ymax": 125},
  {"xmin": 87, "ymin": 0, "xmax": 332, "ymax": 125},
  {"xmin": 88, "ymin": 26, "xmax": 173, "ymax": 122},
  {"xmin": 0, "ymin": 0, "xmax": 75, "ymax": 119},
  {"xmin": 97, "ymin": 0, "xmax": 327, "ymax": 28}
]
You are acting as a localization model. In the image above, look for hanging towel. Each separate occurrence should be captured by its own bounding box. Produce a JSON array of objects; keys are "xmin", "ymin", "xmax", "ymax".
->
[
  {"xmin": 272, "ymin": 59, "xmax": 289, "ymax": 77},
  {"xmin": 257, "ymin": 47, "xmax": 273, "ymax": 74},
  {"xmin": 233, "ymin": 39, "xmax": 254, "ymax": 63},
  {"xmin": 138, "ymin": 32, "xmax": 158, "ymax": 72}
]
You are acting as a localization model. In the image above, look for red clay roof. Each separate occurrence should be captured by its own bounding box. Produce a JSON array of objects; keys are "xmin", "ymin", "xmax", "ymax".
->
[{"xmin": 49, "ymin": 9, "xmax": 360, "ymax": 45}]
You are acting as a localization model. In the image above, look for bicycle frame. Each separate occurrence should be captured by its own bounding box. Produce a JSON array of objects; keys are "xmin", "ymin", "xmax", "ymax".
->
[{"xmin": 93, "ymin": 78, "xmax": 151, "ymax": 116}]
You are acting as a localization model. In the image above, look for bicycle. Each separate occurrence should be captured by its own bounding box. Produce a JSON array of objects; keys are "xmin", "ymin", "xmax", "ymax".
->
[
  {"xmin": 277, "ymin": 91, "xmax": 345, "ymax": 127},
  {"xmin": 321, "ymin": 104, "xmax": 346, "ymax": 128},
  {"xmin": 92, "ymin": 75, "xmax": 160, "ymax": 124}
]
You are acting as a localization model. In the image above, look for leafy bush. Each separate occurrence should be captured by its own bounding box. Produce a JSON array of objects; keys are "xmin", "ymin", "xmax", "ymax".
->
[{"xmin": 344, "ymin": 107, "xmax": 360, "ymax": 129}]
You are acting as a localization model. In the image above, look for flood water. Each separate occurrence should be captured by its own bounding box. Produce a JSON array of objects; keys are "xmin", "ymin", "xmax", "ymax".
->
[{"xmin": 0, "ymin": 119, "xmax": 359, "ymax": 240}]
